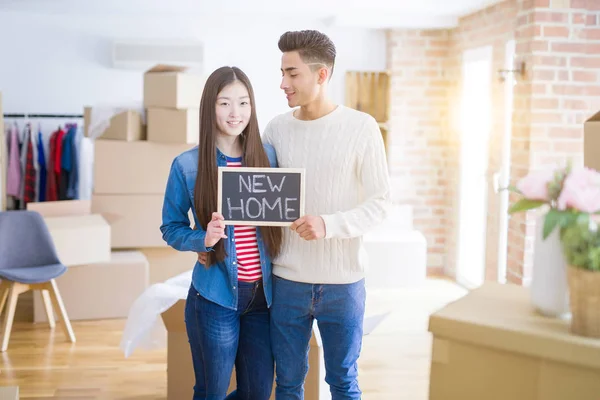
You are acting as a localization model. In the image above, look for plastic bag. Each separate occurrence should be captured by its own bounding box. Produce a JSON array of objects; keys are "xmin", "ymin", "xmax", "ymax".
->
[
  {"xmin": 120, "ymin": 269, "xmax": 192, "ymax": 358},
  {"xmin": 119, "ymin": 270, "xmax": 393, "ymax": 358},
  {"xmin": 88, "ymin": 104, "xmax": 146, "ymax": 140}
]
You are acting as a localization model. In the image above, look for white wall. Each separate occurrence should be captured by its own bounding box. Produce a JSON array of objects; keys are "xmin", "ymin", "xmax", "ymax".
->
[{"xmin": 0, "ymin": 10, "xmax": 387, "ymax": 131}]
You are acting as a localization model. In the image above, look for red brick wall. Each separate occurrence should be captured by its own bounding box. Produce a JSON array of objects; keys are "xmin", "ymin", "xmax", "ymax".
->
[
  {"xmin": 387, "ymin": 1, "xmax": 517, "ymax": 277},
  {"xmin": 387, "ymin": 0, "xmax": 600, "ymax": 280},
  {"xmin": 386, "ymin": 30, "xmax": 451, "ymax": 275},
  {"xmin": 507, "ymin": 0, "xmax": 600, "ymax": 284}
]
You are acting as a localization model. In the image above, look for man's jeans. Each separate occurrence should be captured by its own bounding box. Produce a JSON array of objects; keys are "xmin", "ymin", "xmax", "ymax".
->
[
  {"xmin": 270, "ymin": 275, "xmax": 366, "ymax": 400},
  {"xmin": 185, "ymin": 280, "xmax": 274, "ymax": 400}
]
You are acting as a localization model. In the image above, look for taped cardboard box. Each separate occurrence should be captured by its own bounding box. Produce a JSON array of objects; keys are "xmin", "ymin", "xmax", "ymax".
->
[
  {"xmin": 161, "ymin": 301, "xmax": 328, "ymax": 400},
  {"xmin": 583, "ymin": 110, "xmax": 600, "ymax": 171},
  {"xmin": 140, "ymin": 248, "xmax": 198, "ymax": 284},
  {"xmin": 143, "ymin": 64, "xmax": 204, "ymax": 109},
  {"xmin": 33, "ymin": 251, "xmax": 149, "ymax": 322},
  {"xmin": 84, "ymin": 106, "xmax": 146, "ymax": 141},
  {"xmin": 91, "ymin": 194, "xmax": 194, "ymax": 248},
  {"xmin": 44, "ymin": 214, "xmax": 111, "ymax": 267},
  {"xmin": 91, "ymin": 194, "xmax": 165, "ymax": 248},
  {"xmin": 94, "ymin": 140, "xmax": 195, "ymax": 194},
  {"xmin": 428, "ymin": 282, "xmax": 600, "ymax": 400},
  {"xmin": 27, "ymin": 199, "xmax": 91, "ymax": 217},
  {"xmin": 147, "ymin": 107, "xmax": 199, "ymax": 144}
]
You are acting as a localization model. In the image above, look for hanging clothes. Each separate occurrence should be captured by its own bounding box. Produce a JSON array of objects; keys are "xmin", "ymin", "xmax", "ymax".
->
[
  {"xmin": 3, "ymin": 119, "xmax": 84, "ymax": 204},
  {"xmin": 59, "ymin": 128, "xmax": 71, "ymax": 200},
  {"xmin": 66, "ymin": 126, "xmax": 81, "ymax": 200},
  {"xmin": 54, "ymin": 128, "xmax": 65, "ymax": 176},
  {"xmin": 0, "ymin": 126, "xmax": 6, "ymax": 211},
  {"xmin": 6, "ymin": 124, "xmax": 21, "ymax": 197},
  {"xmin": 30, "ymin": 125, "xmax": 39, "ymax": 202},
  {"xmin": 37, "ymin": 130, "xmax": 47, "ymax": 202},
  {"xmin": 46, "ymin": 129, "xmax": 60, "ymax": 202},
  {"xmin": 23, "ymin": 134, "xmax": 36, "ymax": 205},
  {"xmin": 54, "ymin": 128, "xmax": 66, "ymax": 200},
  {"xmin": 17, "ymin": 124, "xmax": 30, "ymax": 207}
]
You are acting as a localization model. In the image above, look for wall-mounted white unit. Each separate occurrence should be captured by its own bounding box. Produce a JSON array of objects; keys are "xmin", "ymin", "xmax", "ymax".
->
[{"xmin": 111, "ymin": 39, "xmax": 204, "ymax": 71}]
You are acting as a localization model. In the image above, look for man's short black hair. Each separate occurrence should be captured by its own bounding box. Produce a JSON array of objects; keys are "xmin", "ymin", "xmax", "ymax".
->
[{"xmin": 278, "ymin": 30, "xmax": 336, "ymax": 76}]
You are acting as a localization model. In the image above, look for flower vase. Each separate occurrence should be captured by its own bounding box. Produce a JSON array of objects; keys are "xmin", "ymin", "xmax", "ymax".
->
[{"xmin": 530, "ymin": 216, "xmax": 570, "ymax": 318}]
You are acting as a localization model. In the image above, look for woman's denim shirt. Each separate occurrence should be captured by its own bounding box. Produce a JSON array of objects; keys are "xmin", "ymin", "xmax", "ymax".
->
[{"xmin": 160, "ymin": 144, "xmax": 278, "ymax": 310}]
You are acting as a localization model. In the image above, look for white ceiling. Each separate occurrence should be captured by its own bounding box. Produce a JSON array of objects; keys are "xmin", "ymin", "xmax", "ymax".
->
[{"xmin": 0, "ymin": 0, "xmax": 503, "ymax": 28}]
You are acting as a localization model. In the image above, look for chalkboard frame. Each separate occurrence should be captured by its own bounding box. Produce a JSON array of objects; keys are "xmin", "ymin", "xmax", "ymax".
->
[{"xmin": 217, "ymin": 167, "xmax": 306, "ymax": 226}]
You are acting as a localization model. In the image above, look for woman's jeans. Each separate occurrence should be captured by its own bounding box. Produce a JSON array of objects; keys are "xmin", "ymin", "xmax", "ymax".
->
[{"xmin": 185, "ymin": 280, "xmax": 274, "ymax": 400}]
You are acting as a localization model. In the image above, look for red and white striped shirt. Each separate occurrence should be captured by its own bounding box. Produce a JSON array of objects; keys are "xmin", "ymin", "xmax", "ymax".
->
[{"xmin": 227, "ymin": 157, "xmax": 262, "ymax": 282}]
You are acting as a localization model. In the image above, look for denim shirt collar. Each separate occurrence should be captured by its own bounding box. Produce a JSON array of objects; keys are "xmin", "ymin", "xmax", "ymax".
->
[{"xmin": 217, "ymin": 147, "xmax": 240, "ymax": 167}]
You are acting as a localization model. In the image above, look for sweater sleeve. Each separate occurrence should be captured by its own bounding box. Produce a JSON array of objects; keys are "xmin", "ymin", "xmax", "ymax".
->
[
  {"xmin": 320, "ymin": 116, "xmax": 392, "ymax": 239},
  {"xmin": 262, "ymin": 120, "xmax": 274, "ymax": 146}
]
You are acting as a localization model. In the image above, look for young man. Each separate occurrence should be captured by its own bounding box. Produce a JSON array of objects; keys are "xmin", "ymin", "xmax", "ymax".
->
[{"xmin": 262, "ymin": 30, "xmax": 392, "ymax": 399}]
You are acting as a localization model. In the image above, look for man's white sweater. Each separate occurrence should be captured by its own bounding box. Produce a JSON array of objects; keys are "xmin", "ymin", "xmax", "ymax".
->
[{"xmin": 262, "ymin": 105, "xmax": 392, "ymax": 284}]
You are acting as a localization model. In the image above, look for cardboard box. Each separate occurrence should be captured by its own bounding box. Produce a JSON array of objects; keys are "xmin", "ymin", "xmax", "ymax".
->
[
  {"xmin": 93, "ymin": 140, "xmax": 194, "ymax": 194},
  {"xmin": 363, "ymin": 230, "xmax": 427, "ymax": 289},
  {"xmin": 44, "ymin": 214, "xmax": 111, "ymax": 267},
  {"xmin": 140, "ymin": 248, "xmax": 198, "ymax": 284},
  {"xmin": 147, "ymin": 108, "xmax": 199, "ymax": 144},
  {"xmin": 27, "ymin": 200, "xmax": 91, "ymax": 217},
  {"xmin": 584, "ymin": 110, "xmax": 600, "ymax": 171},
  {"xmin": 161, "ymin": 300, "xmax": 328, "ymax": 400},
  {"xmin": 33, "ymin": 251, "xmax": 149, "ymax": 322},
  {"xmin": 143, "ymin": 64, "xmax": 204, "ymax": 109},
  {"xmin": 91, "ymin": 194, "xmax": 164, "ymax": 248},
  {"xmin": 428, "ymin": 282, "xmax": 600, "ymax": 400},
  {"xmin": 91, "ymin": 194, "xmax": 193, "ymax": 248},
  {"xmin": 84, "ymin": 106, "xmax": 145, "ymax": 141}
]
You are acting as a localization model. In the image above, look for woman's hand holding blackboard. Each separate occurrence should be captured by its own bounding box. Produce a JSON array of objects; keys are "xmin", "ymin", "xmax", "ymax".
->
[
  {"xmin": 290, "ymin": 215, "xmax": 326, "ymax": 241},
  {"xmin": 205, "ymin": 212, "xmax": 228, "ymax": 248}
]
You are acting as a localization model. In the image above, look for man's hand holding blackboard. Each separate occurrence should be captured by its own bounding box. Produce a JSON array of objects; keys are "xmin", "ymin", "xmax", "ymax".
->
[
  {"xmin": 290, "ymin": 215, "xmax": 326, "ymax": 241},
  {"xmin": 205, "ymin": 212, "xmax": 228, "ymax": 248}
]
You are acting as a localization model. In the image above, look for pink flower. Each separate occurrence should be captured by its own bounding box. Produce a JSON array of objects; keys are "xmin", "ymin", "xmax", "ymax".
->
[
  {"xmin": 557, "ymin": 167, "xmax": 600, "ymax": 213},
  {"xmin": 516, "ymin": 170, "xmax": 555, "ymax": 201}
]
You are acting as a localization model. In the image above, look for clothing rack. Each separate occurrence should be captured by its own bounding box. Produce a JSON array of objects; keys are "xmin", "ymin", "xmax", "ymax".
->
[{"xmin": 3, "ymin": 113, "xmax": 83, "ymax": 119}]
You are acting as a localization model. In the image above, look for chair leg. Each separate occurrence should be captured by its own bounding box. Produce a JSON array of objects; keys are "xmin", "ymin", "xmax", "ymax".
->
[
  {"xmin": 0, "ymin": 280, "xmax": 10, "ymax": 317},
  {"xmin": 40, "ymin": 290, "xmax": 56, "ymax": 328},
  {"xmin": 1, "ymin": 282, "xmax": 20, "ymax": 352},
  {"xmin": 45, "ymin": 279, "xmax": 75, "ymax": 343}
]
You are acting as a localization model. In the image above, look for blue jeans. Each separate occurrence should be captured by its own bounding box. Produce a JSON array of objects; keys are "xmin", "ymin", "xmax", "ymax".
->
[
  {"xmin": 270, "ymin": 275, "xmax": 366, "ymax": 400},
  {"xmin": 185, "ymin": 280, "xmax": 274, "ymax": 400}
]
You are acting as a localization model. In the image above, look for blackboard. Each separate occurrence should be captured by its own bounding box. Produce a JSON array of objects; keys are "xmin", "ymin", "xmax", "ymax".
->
[{"xmin": 217, "ymin": 167, "xmax": 305, "ymax": 226}]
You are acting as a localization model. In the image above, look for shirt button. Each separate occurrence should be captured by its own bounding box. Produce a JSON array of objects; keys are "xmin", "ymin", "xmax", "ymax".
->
[
  {"xmin": 233, "ymin": 261, "xmax": 237, "ymax": 265},
  {"xmin": 233, "ymin": 286, "xmax": 236, "ymax": 289}
]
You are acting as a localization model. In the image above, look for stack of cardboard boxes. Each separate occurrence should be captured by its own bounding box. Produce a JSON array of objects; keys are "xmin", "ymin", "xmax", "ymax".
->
[
  {"xmin": 145, "ymin": 65, "xmax": 202, "ymax": 145},
  {"xmin": 30, "ymin": 65, "xmax": 204, "ymax": 323},
  {"xmin": 90, "ymin": 64, "xmax": 203, "ymax": 285},
  {"xmin": 28, "ymin": 198, "xmax": 117, "ymax": 322}
]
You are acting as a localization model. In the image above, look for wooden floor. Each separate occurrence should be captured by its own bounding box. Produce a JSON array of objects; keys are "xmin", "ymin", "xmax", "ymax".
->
[{"xmin": 0, "ymin": 279, "xmax": 467, "ymax": 399}]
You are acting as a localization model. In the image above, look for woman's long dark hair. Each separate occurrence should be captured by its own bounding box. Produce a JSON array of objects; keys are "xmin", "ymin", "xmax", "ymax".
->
[{"xmin": 194, "ymin": 66, "xmax": 282, "ymax": 266}]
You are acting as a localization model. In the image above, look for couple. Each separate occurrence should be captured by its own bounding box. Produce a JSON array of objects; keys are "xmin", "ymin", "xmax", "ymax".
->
[{"xmin": 160, "ymin": 29, "xmax": 391, "ymax": 400}]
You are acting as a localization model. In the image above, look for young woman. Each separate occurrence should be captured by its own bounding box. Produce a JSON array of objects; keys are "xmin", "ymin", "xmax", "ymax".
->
[{"xmin": 160, "ymin": 66, "xmax": 282, "ymax": 400}]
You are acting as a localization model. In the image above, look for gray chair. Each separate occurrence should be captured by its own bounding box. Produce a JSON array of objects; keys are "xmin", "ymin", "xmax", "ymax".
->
[{"xmin": 0, "ymin": 210, "xmax": 75, "ymax": 352}]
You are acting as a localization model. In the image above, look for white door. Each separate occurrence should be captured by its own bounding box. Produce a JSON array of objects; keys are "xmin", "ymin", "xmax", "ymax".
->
[
  {"xmin": 496, "ymin": 40, "xmax": 516, "ymax": 284},
  {"xmin": 456, "ymin": 46, "xmax": 493, "ymax": 289}
]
